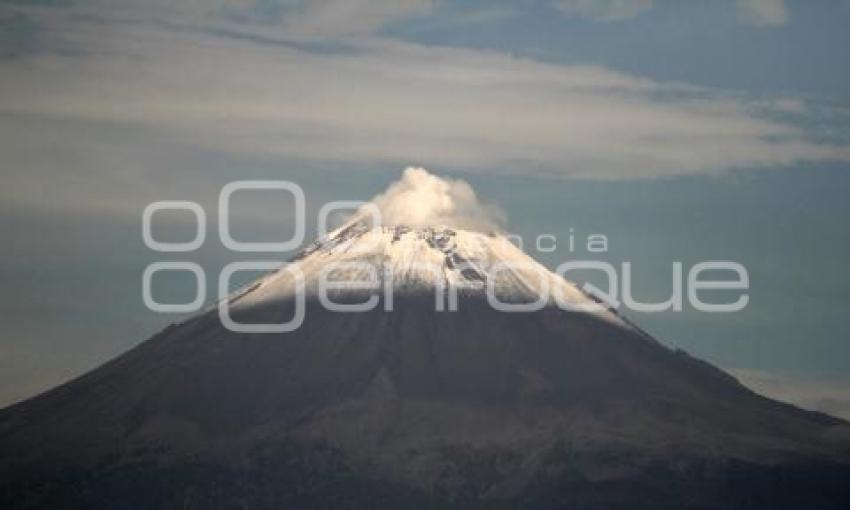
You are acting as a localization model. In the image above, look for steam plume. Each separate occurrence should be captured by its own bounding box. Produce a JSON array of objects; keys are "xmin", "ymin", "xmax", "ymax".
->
[{"xmin": 363, "ymin": 167, "xmax": 505, "ymax": 232}]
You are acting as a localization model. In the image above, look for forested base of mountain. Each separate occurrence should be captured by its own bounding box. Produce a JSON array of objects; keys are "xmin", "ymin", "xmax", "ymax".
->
[{"xmin": 3, "ymin": 438, "xmax": 849, "ymax": 510}]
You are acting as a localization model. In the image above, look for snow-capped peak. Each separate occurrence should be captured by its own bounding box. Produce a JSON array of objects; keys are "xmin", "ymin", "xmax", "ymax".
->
[
  {"xmin": 227, "ymin": 221, "xmax": 622, "ymax": 325},
  {"xmin": 219, "ymin": 167, "xmax": 624, "ymax": 326}
]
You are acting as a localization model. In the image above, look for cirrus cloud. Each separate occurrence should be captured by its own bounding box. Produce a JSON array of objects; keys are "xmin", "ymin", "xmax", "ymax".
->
[
  {"xmin": 553, "ymin": 0, "xmax": 654, "ymax": 22},
  {"xmin": 736, "ymin": 0, "xmax": 788, "ymax": 27},
  {"xmin": 0, "ymin": 0, "xmax": 848, "ymax": 222}
]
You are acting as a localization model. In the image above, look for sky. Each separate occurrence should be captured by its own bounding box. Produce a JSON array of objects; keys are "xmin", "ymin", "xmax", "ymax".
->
[{"xmin": 1, "ymin": 0, "xmax": 850, "ymax": 417}]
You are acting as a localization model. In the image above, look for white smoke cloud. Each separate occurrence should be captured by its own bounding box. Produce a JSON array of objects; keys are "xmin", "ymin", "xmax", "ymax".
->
[{"xmin": 363, "ymin": 167, "xmax": 505, "ymax": 232}]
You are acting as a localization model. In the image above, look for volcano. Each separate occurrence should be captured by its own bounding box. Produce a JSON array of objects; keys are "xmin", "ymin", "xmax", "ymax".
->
[{"xmin": 2, "ymin": 197, "xmax": 850, "ymax": 508}]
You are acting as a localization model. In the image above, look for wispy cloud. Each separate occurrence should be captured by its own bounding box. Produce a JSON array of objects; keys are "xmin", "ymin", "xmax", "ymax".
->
[
  {"xmin": 225, "ymin": 0, "xmax": 436, "ymax": 39},
  {"xmin": 552, "ymin": 0, "xmax": 654, "ymax": 22},
  {"xmin": 0, "ymin": 0, "xmax": 848, "ymax": 220},
  {"xmin": 2, "ymin": 14, "xmax": 847, "ymax": 184},
  {"xmin": 736, "ymin": 0, "xmax": 789, "ymax": 27}
]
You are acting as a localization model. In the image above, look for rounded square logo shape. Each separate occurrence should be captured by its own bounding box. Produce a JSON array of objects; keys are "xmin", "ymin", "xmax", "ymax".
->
[
  {"xmin": 317, "ymin": 201, "xmax": 381, "ymax": 238},
  {"xmin": 218, "ymin": 261, "xmax": 305, "ymax": 333},
  {"xmin": 142, "ymin": 262, "xmax": 206, "ymax": 313},
  {"xmin": 219, "ymin": 181, "xmax": 305, "ymax": 252},
  {"xmin": 143, "ymin": 201, "xmax": 206, "ymax": 252}
]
